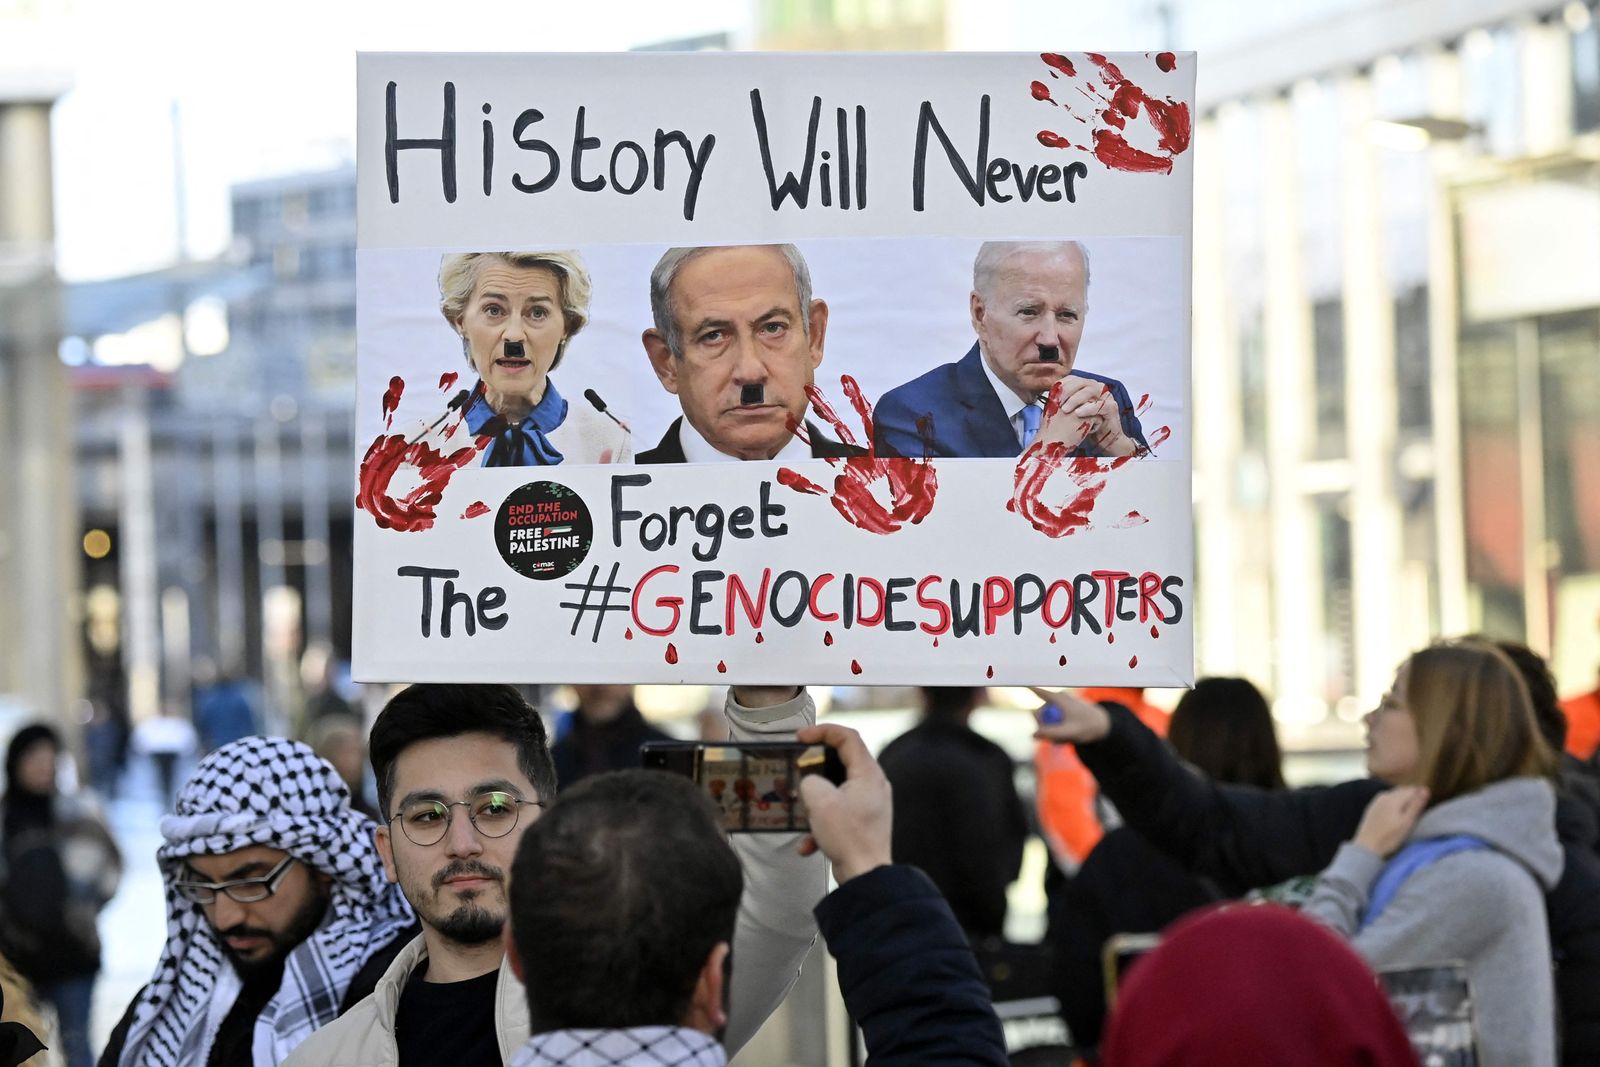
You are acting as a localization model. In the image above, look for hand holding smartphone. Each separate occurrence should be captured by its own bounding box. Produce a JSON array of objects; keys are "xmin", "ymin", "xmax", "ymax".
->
[{"xmin": 641, "ymin": 740, "xmax": 845, "ymax": 833}]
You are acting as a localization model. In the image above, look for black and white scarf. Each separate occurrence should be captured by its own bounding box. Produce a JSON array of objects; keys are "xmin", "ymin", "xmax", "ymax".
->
[{"xmin": 117, "ymin": 736, "xmax": 413, "ymax": 1066}]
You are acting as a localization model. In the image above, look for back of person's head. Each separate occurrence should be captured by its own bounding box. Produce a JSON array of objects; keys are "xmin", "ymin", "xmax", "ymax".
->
[
  {"xmin": 509, "ymin": 770, "xmax": 742, "ymax": 1032},
  {"xmin": 1166, "ymin": 678, "xmax": 1285, "ymax": 791},
  {"xmin": 369, "ymin": 684, "xmax": 556, "ymax": 819},
  {"xmin": 921, "ymin": 686, "xmax": 982, "ymax": 721},
  {"xmin": 1481, "ymin": 638, "xmax": 1565, "ymax": 754},
  {"xmin": 1406, "ymin": 639, "xmax": 1556, "ymax": 804},
  {"xmin": 1101, "ymin": 905, "xmax": 1416, "ymax": 1066}
]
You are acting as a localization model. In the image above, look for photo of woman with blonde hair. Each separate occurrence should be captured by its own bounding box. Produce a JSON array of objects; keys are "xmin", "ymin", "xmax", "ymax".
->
[{"xmin": 436, "ymin": 250, "xmax": 631, "ymax": 466}]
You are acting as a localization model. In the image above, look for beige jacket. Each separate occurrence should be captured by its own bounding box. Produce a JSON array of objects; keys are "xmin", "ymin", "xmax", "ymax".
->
[{"xmin": 283, "ymin": 688, "xmax": 823, "ymax": 1067}]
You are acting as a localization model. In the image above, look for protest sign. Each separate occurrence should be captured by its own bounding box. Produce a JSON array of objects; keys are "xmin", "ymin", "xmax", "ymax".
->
[{"xmin": 353, "ymin": 51, "xmax": 1196, "ymax": 685}]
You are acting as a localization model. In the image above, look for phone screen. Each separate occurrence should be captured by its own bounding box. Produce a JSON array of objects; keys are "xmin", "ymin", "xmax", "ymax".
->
[{"xmin": 641, "ymin": 741, "xmax": 841, "ymax": 833}]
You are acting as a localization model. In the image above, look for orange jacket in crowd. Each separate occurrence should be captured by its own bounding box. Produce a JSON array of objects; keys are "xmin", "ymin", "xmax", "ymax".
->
[
  {"xmin": 1562, "ymin": 685, "xmax": 1600, "ymax": 761},
  {"xmin": 1034, "ymin": 687, "xmax": 1170, "ymax": 871}
]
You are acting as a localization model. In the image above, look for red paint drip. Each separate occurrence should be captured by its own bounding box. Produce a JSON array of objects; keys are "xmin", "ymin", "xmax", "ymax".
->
[
  {"xmin": 356, "ymin": 433, "xmax": 483, "ymax": 533},
  {"xmin": 1030, "ymin": 80, "xmax": 1056, "ymax": 104},
  {"xmin": 779, "ymin": 377, "xmax": 940, "ymax": 535},
  {"xmin": 1037, "ymin": 131, "xmax": 1079, "ymax": 150},
  {"xmin": 850, "ymin": 659, "xmax": 863, "ymax": 676},
  {"xmin": 932, "ymin": 637, "xmax": 940, "ymax": 648},
  {"xmin": 717, "ymin": 660, "xmax": 727, "ymax": 674},
  {"xmin": 755, "ymin": 631, "xmax": 765, "ymax": 644},
  {"xmin": 624, "ymin": 628, "xmax": 634, "ymax": 640},
  {"xmin": 823, "ymin": 631, "xmax": 834, "ymax": 646},
  {"xmin": 381, "ymin": 376, "xmax": 405, "ymax": 428},
  {"xmin": 1129, "ymin": 655, "xmax": 1139, "ymax": 668},
  {"xmin": 438, "ymin": 371, "xmax": 459, "ymax": 392},
  {"xmin": 1041, "ymin": 52, "xmax": 1076, "ymax": 77},
  {"xmin": 1156, "ymin": 52, "xmax": 1177, "ymax": 72},
  {"xmin": 986, "ymin": 665, "xmax": 995, "ymax": 679},
  {"xmin": 1150, "ymin": 625, "xmax": 1160, "ymax": 638},
  {"xmin": 1108, "ymin": 631, "xmax": 1116, "ymax": 644},
  {"xmin": 665, "ymin": 643, "xmax": 678, "ymax": 665},
  {"xmin": 1049, "ymin": 631, "xmax": 1057, "ymax": 644},
  {"xmin": 460, "ymin": 501, "xmax": 490, "ymax": 520},
  {"xmin": 776, "ymin": 467, "xmax": 827, "ymax": 496},
  {"xmin": 1136, "ymin": 392, "xmax": 1152, "ymax": 414},
  {"xmin": 1112, "ymin": 510, "xmax": 1149, "ymax": 529},
  {"xmin": 1058, "ymin": 655, "xmax": 1068, "ymax": 666}
]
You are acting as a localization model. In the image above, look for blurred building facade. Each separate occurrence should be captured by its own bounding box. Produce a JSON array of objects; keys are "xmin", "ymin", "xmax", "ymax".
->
[
  {"xmin": 0, "ymin": 74, "xmax": 83, "ymax": 733},
  {"xmin": 67, "ymin": 166, "xmax": 358, "ymax": 732},
  {"xmin": 26, "ymin": 0, "xmax": 1600, "ymax": 748},
  {"xmin": 756, "ymin": 0, "xmax": 1600, "ymax": 738}
]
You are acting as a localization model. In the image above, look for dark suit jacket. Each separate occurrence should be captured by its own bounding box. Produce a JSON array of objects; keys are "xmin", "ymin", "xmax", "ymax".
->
[
  {"xmin": 872, "ymin": 343, "xmax": 1148, "ymax": 459},
  {"xmin": 636, "ymin": 416, "xmax": 865, "ymax": 464}
]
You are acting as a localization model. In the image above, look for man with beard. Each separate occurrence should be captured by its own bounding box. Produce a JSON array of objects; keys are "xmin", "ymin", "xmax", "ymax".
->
[
  {"xmin": 101, "ymin": 737, "xmax": 416, "ymax": 1066},
  {"xmin": 285, "ymin": 682, "xmax": 822, "ymax": 1067}
]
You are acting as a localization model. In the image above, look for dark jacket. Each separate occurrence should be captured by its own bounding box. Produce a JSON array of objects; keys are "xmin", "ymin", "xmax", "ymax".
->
[
  {"xmin": 551, "ymin": 704, "xmax": 675, "ymax": 791},
  {"xmin": 1049, "ymin": 827, "xmax": 1220, "ymax": 1049},
  {"xmin": 873, "ymin": 344, "xmax": 1148, "ymax": 460},
  {"xmin": 635, "ymin": 417, "xmax": 865, "ymax": 464},
  {"xmin": 0, "ymin": 794, "xmax": 120, "ymax": 983},
  {"xmin": 816, "ymin": 865, "xmax": 1009, "ymax": 1066},
  {"xmin": 878, "ymin": 719, "xmax": 1028, "ymax": 939},
  {"xmin": 1079, "ymin": 701, "xmax": 1600, "ymax": 1066}
]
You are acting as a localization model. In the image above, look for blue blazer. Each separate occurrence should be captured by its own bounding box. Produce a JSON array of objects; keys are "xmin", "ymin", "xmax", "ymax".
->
[{"xmin": 873, "ymin": 343, "xmax": 1148, "ymax": 459}]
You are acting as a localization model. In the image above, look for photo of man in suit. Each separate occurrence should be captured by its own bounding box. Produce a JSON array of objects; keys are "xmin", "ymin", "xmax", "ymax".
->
[
  {"xmin": 873, "ymin": 240, "xmax": 1149, "ymax": 460},
  {"xmin": 639, "ymin": 243, "xmax": 863, "ymax": 464}
]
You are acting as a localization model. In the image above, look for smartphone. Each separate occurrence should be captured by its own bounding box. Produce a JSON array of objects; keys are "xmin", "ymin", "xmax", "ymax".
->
[
  {"xmin": 1102, "ymin": 932, "xmax": 1162, "ymax": 1010},
  {"xmin": 641, "ymin": 740, "xmax": 846, "ymax": 833}
]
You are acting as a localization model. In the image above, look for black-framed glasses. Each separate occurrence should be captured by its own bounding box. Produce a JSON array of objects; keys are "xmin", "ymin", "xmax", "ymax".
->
[
  {"xmin": 174, "ymin": 855, "xmax": 299, "ymax": 904},
  {"xmin": 389, "ymin": 790, "xmax": 544, "ymax": 846}
]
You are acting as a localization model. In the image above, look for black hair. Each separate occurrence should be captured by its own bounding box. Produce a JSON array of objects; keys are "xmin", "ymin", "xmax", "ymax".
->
[
  {"xmin": 4, "ymin": 723, "xmax": 61, "ymax": 800},
  {"xmin": 369, "ymin": 684, "xmax": 556, "ymax": 819},
  {"xmin": 921, "ymin": 686, "xmax": 982, "ymax": 719},
  {"xmin": 509, "ymin": 769, "xmax": 742, "ymax": 1031},
  {"xmin": 1166, "ymin": 678, "xmax": 1286, "ymax": 791},
  {"xmin": 1488, "ymin": 639, "xmax": 1565, "ymax": 753}
]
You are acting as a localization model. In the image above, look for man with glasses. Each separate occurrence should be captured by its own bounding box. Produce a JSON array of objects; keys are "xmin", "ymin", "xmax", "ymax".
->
[
  {"xmin": 287, "ymin": 682, "xmax": 822, "ymax": 1067},
  {"xmin": 102, "ymin": 737, "xmax": 415, "ymax": 1066}
]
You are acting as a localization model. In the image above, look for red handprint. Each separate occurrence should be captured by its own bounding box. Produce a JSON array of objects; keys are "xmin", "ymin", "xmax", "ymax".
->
[
  {"xmin": 1031, "ymin": 52, "xmax": 1191, "ymax": 175},
  {"xmin": 356, "ymin": 435, "xmax": 482, "ymax": 532},
  {"xmin": 777, "ymin": 376, "xmax": 939, "ymax": 534},
  {"xmin": 1010, "ymin": 381, "xmax": 1170, "ymax": 537},
  {"xmin": 357, "ymin": 381, "xmax": 485, "ymax": 532}
]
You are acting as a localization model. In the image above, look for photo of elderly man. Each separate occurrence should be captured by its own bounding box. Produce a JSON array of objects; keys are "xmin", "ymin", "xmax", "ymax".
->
[
  {"xmin": 638, "ymin": 243, "xmax": 863, "ymax": 464},
  {"xmin": 873, "ymin": 240, "xmax": 1148, "ymax": 460}
]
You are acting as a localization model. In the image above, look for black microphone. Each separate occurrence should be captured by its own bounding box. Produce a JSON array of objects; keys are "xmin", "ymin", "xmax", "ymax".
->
[
  {"xmin": 406, "ymin": 389, "xmax": 475, "ymax": 445},
  {"xmin": 584, "ymin": 388, "xmax": 628, "ymax": 429}
]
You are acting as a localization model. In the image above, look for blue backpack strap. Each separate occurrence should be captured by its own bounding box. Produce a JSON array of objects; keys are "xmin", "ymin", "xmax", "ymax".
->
[{"xmin": 1361, "ymin": 835, "xmax": 1490, "ymax": 931}]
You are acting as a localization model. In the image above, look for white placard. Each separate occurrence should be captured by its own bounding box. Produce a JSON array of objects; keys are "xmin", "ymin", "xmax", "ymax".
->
[{"xmin": 354, "ymin": 50, "xmax": 1197, "ymax": 685}]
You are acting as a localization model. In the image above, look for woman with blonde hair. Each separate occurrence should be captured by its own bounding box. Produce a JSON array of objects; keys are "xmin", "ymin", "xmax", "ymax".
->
[
  {"xmin": 1304, "ymin": 639, "xmax": 1562, "ymax": 1066},
  {"xmin": 435, "ymin": 250, "xmax": 630, "ymax": 466}
]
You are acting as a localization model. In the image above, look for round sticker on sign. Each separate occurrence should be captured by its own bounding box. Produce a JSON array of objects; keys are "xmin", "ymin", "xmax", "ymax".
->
[{"xmin": 494, "ymin": 482, "xmax": 594, "ymax": 580}]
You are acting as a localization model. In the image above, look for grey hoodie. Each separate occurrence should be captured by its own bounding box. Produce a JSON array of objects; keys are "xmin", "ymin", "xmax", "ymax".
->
[{"xmin": 1305, "ymin": 777, "xmax": 1564, "ymax": 1067}]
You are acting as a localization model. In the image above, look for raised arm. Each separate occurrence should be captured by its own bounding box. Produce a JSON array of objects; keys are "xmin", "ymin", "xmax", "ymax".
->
[
  {"xmin": 722, "ymin": 685, "xmax": 827, "ymax": 1054},
  {"xmin": 1034, "ymin": 689, "xmax": 1381, "ymax": 892}
]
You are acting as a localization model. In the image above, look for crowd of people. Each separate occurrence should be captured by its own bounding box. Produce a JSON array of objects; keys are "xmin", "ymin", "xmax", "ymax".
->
[{"xmin": 0, "ymin": 636, "xmax": 1593, "ymax": 1065}]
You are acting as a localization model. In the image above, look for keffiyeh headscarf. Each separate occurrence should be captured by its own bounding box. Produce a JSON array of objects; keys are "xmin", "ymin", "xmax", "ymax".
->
[{"xmin": 118, "ymin": 737, "xmax": 414, "ymax": 1067}]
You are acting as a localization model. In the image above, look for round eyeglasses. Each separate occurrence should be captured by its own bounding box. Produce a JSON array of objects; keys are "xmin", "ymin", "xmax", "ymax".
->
[
  {"xmin": 389, "ymin": 790, "xmax": 545, "ymax": 847},
  {"xmin": 174, "ymin": 854, "xmax": 299, "ymax": 904}
]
